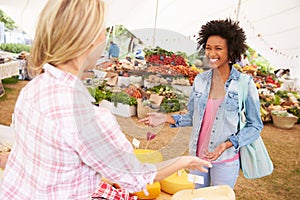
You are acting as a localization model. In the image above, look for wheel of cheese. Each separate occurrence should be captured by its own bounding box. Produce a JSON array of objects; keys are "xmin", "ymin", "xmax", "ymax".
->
[
  {"xmin": 133, "ymin": 149, "xmax": 163, "ymax": 199},
  {"xmin": 172, "ymin": 185, "xmax": 235, "ymax": 200},
  {"xmin": 134, "ymin": 181, "xmax": 161, "ymax": 199},
  {"xmin": 160, "ymin": 170, "xmax": 193, "ymax": 194},
  {"xmin": 134, "ymin": 149, "xmax": 163, "ymax": 164}
]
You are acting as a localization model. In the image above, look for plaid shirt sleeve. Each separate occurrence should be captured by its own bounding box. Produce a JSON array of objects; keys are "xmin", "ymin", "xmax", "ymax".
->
[
  {"xmin": 91, "ymin": 182, "xmax": 137, "ymax": 200},
  {"xmin": 69, "ymin": 104, "xmax": 157, "ymax": 193}
]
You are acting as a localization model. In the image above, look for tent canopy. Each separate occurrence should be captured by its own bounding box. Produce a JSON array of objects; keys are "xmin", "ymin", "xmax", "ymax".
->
[{"xmin": 1, "ymin": 0, "xmax": 300, "ymax": 70}]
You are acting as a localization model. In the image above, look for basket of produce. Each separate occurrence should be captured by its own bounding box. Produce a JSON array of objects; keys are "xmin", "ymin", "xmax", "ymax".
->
[{"xmin": 271, "ymin": 110, "xmax": 298, "ymax": 129}]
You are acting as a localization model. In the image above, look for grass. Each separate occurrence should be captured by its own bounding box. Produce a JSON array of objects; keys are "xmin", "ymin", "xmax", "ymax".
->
[
  {"xmin": 235, "ymin": 124, "xmax": 300, "ymax": 199},
  {"xmin": 0, "ymin": 76, "xmax": 19, "ymax": 102},
  {"xmin": 1, "ymin": 76, "xmax": 19, "ymax": 84}
]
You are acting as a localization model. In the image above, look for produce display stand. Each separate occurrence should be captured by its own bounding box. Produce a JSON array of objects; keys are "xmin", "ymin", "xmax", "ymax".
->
[
  {"xmin": 91, "ymin": 48, "xmax": 300, "ymax": 128},
  {"xmin": 88, "ymin": 47, "xmax": 204, "ymax": 120},
  {"xmin": 233, "ymin": 62, "xmax": 300, "ymax": 128},
  {"xmin": 0, "ymin": 60, "xmax": 20, "ymax": 97}
]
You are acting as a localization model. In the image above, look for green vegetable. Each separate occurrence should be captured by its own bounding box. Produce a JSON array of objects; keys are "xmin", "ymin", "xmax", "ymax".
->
[
  {"xmin": 147, "ymin": 85, "xmax": 173, "ymax": 94},
  {"xmin": 271, "ymin": 110, "xmax": 288, "ymax": 117},
  {"xmin": 272, "ymin": 95, "xmax": 281, "ymax": 105},
  {"xmin": 88, "ymin": 87, "xmax": 112, "ymax": 104},
  {"xmin": 111, "ymin": 92, "xmax": 137, "ymax": 106},
  {"xmin": 291, "ymin": 92, "xmax": 300, "ymax": 101},
  {"xmin": 160, "ymin": 98, "xmax": 181, "ymax": 113},
  {"xmin": 275, "ymin": 90, "xmax": 289, "ymax": 99},
  {"xmin": 88, "ymin": 87, "xmax": 137, "ymax": 106},
  {"xmin": 287, "ymin": 106, "xmax": 300, "ymax": 123}
]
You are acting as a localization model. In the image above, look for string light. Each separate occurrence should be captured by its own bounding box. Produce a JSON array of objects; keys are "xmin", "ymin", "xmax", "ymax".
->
[{"xmin": 239, "ymin": 12, "xmax": 299, "ymax": 60}]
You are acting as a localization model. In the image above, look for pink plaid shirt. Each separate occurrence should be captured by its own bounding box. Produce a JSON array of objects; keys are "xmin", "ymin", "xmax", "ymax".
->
[{"xmin": 0, "ymin": 64, "xmax": 156, "ymax": 199}]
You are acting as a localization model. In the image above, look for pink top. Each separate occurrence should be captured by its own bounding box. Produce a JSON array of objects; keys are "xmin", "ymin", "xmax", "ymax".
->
[
  {"xmin": 197, "ymin": 98, "xmax": 239, "ymax": 164},
  {"xmin": 197, "ymin": 98, "xmax": 223, "ymax": 158}
]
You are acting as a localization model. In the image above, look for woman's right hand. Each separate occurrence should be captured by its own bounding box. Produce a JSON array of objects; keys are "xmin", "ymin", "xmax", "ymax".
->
[
  {"xmin": 138, "ymin": 112, "xmax": 167, "ymax": 127},
  {"xmin": 182, "ymin": 156, "xmax": 212, "ymax": 172},
  {"xmin": 154, "ymin": 156, "xmax": 212, "ymax": 181}
]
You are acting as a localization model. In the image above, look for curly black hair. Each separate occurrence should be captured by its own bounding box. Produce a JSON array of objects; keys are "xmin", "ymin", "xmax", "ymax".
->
[{"xmin": 197, "ymin": 18, "xmax": 247, "ymax": 64}]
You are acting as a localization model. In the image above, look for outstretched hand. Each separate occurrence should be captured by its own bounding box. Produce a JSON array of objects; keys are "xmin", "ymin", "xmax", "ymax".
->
[
  {"xmin": 138, "ymin": 112, "xmax": 167, "ymax": 127},
  {"xmin": 183, "ymin": 156, "xmax": 212, "ymax": 173},
  {"xmin": 154, "ymin": 156, "xmax": 212, "ymax": 181}
]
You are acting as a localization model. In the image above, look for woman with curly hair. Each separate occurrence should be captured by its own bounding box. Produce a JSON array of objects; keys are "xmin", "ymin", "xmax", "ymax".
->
[{"xmin": 140, "ymin": 19, "xmax": 263, "ymax": 189}]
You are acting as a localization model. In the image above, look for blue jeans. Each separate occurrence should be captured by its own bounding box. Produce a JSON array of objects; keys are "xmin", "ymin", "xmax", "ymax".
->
[{"xmin": 190, "ymin": 159, "xmax": 240, "ymax": 189}]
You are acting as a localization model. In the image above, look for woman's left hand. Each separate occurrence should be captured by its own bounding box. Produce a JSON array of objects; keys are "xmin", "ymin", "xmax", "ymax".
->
[{"xmin": 204, "ymin": 143, "xmax": 227, "ymax": 161}]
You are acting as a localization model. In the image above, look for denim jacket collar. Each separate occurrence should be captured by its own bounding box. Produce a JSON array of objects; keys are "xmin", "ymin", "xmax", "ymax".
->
[{"xmin": 202, "ymin": 65, "xmax": 240, "ymax": 83}]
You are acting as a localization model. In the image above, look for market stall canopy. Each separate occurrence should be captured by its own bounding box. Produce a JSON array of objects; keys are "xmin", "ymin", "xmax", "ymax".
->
[{"xmin": 1, "ymin": 0, "xmax": 300, "ymax": 70}]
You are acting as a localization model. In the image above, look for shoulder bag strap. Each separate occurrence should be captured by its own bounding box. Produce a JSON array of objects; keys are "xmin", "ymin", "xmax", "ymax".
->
[{"xmin": 238, "ymin": 73, "xmax": 250, "ymax": 130}]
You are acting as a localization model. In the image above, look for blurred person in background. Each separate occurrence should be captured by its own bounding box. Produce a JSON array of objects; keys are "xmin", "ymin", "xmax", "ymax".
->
[{"xmin": 108, "ymin": 40, "xmax": 120, "ymax": 63}]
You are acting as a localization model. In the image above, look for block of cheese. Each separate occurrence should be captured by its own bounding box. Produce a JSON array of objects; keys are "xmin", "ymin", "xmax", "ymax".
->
[{"xmin": 160, "ymin": 169, "xmax": 194, "ymax": 194}]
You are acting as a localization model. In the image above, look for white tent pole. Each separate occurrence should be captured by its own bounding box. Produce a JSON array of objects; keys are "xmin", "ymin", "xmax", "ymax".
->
[
  {"xmin": 153, "ymin": 0, "xmax": 159, "ymax": 47},
  {"xmin": 106, "ymin": 26, "xmax": 113, "ymax": 45},
  {"xmin": 235, "ymin": 0, "xmax": 241, "ymax": 21},
  {"xmin": 112, "ymin": 25, "xmax": 115, "ymax": 41}
]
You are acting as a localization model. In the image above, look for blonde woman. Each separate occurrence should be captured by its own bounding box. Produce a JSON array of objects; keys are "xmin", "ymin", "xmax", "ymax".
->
[{"xmin": 0, "ymin": 0, "xmax": 211, "ymax": 199}]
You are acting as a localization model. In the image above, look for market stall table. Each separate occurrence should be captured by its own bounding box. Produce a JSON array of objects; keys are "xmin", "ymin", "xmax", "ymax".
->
[
  {"xmin": 0, "ymin": 61, "xmax": 20, "ymax": 80},
  {"xmin": 0, "ymin": 60, "xmax": 21, "ymax": 96}
]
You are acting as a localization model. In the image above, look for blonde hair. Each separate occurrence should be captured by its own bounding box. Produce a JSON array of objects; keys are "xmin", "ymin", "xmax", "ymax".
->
[{"xmin": 30, "ymin": 0, "xmax": 106, "ymax": 75}]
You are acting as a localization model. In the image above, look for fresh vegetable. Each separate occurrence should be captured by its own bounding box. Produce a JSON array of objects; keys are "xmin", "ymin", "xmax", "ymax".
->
[
  {"xmin": 88, "ymin": 87, "xmax": 112, "ymax": 104},
  {"xmin": 111, "ymin": 92, "xmax": 137, "ymax": 106},
  {"xmin": 287, "ymin": 106, "xmax": 300, "ymax": 123},
  {"xmin": 88, "ymin": 87, "xmax": 137, "ymax": 106},
  {"xmin": 160, "ymin": 98, "xmax": 181, "ymax": 113},
  {"xmin": 144, "ymin": 47, "xmax": 188, "ymax": 66}
]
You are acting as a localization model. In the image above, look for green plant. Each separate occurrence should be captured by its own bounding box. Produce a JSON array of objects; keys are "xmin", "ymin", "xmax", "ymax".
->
[
  {"xmin": 88, "ymin": 87, "xmax": 137, "ymax": 106},
  {"xmin": 111, "ymin": 92, "xmax": 137, "ymax": 106},
  {"xmin": 0, "ymin": 9, "xmax": 17, "ymax": 30},
  {"xmin": 88, "ymin": 87, "xmax": 112, "ymax": 104},
  {"xmin": 1, "ymin": 76, "xmax": 19, "ymax": 84},
  {"xmin": 160, "ymin": 98, "xmax": 181, "ymax": 113},
  {"xmin": 0, "ymin": 43, "xmax": 31, "ymax": 53},
  {"xmin": 287, "ymin": 106, "xmax": 300, "ymax": 123}
]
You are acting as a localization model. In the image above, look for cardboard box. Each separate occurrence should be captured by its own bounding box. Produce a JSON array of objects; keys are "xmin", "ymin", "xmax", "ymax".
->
[
  {"xmin": 105, "ymin": 72, "xmax": 118, "ymax": 86},
  {"xmin": 99, "ymin": 100, "xmax": 136, "ymax": 117}
]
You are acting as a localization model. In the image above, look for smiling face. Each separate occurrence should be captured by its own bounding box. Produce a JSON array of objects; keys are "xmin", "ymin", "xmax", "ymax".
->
[{"xmin": 205, "ymin": 35, "xmax": 229, "ymax": 69}]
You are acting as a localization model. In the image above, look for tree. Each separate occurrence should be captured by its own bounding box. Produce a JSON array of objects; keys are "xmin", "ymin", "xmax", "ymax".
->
[
  {"xmin": 0, "ymin": 9, "xmax": 17, "ymax": 30},
  {"xmin": 108, "ymin": 25, "xmax": 139, "ymax": 54}
]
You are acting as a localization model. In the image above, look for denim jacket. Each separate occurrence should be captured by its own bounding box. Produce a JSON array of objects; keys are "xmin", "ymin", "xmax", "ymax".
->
[{"xmin": 171, "ymin": 67, "xmax": 263, "ymax": 162}]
